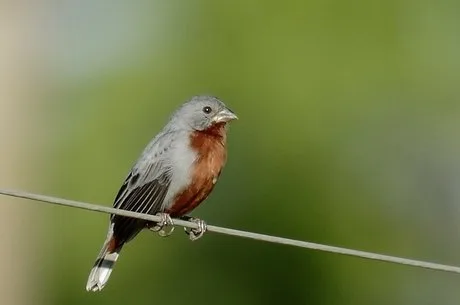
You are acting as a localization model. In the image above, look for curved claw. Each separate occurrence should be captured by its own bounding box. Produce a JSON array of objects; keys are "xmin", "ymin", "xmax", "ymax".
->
[
  {"xmin": 184, "ymin": 217, "xmax": 207, "ymax": 241},
  {"xmin": 149, "ymin": 213, "xmax": 175, "ymax": 237}
]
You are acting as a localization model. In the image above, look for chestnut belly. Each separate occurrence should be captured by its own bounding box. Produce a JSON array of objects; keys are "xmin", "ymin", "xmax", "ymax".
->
[{"xmin": 165, "ymin": 176, "xmax": 217, "ymax": 217}]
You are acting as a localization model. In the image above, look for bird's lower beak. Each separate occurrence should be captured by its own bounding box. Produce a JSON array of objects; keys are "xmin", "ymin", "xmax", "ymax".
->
[{"xmin": 212, "ymin": 108, "xmax": 238, "ymax": 123}]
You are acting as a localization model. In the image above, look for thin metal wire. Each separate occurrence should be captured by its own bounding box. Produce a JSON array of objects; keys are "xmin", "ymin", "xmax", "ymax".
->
[{"xmin": 1, "ymin": 188, "xmax": 460, "ymax": 274}]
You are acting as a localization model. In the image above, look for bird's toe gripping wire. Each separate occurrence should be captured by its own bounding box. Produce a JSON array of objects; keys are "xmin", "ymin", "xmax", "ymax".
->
[
  {"xmin": 181, "ymin": 216, "xmax": 207, "ymax": 241},
  {"xmin": 149, "ymin": 213, "xmax": 175, "ymax": 237}
]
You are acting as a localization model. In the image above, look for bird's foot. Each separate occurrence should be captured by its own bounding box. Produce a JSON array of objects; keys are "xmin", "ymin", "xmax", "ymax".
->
[
  {"xmin": 181, "ymin": 216, "xmax": 207, "ymax": 241},
  {"xmin": 149, "ymin": 213, "xmax": 175, "ymax": 237}
]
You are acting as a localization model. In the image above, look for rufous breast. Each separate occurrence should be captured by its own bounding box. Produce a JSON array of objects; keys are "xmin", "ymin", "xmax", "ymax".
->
[{"xmin": 166, "ymin": 123, "xmax": 228, "ymax": 217}]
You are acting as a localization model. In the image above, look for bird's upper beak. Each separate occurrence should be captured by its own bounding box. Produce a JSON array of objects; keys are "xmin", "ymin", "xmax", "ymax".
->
[{"xmin": 212, "ymin": 108, "xmax": 238, "ymax": 123}]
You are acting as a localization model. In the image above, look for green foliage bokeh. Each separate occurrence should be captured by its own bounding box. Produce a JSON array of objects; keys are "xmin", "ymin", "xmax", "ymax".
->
[{"xmin": 38, "ymin": 1, "xmax": 460, "ymax": 304}]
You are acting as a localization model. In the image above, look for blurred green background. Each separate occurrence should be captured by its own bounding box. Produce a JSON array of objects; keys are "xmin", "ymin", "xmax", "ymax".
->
[{"xmin": 1, "ymin": 1, "xmax": 460, "ymax": 304}]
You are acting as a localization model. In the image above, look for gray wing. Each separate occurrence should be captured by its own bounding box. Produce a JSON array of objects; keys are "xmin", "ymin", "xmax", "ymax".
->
[{"xmin": 110, "ymin": 137, "xmax": 174, "ymax": 245}]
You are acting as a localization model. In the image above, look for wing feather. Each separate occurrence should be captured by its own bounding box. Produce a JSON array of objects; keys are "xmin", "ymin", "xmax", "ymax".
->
[{"xmin": 110, "ymin": 164, "xmax": 172, "ymax": 245}]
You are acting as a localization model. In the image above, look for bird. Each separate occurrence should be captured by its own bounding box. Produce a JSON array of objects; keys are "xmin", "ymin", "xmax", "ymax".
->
[{"xmin": 86, "ymin": 95, "xmax": 237, "ymax": 292}]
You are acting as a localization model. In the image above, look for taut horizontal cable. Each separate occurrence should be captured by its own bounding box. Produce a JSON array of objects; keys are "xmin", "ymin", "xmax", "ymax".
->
[{"xmin": 1, "ymin": 188, "xmax": 460, "ymax": 274}]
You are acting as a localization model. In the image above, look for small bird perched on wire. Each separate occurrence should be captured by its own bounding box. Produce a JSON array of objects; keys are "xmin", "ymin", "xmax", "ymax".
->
[{"xmin": 86, "ymin": 96, "xmax": 237, "ymax": 292}]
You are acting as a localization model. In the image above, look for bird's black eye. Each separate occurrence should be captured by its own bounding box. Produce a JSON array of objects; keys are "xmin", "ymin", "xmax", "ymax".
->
[{"xmin": 202, "ymin": 106, "xmax": 212, "ymax": 114}]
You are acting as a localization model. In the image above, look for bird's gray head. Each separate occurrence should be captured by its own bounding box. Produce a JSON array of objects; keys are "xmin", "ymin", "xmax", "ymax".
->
[{"xmin": 167, "ymin": 96, "xmax": 237, "ymax": 132}]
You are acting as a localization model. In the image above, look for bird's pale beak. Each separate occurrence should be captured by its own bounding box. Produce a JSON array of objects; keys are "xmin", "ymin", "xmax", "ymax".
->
[{"xmin": 212, "ymin": 108, "xmax": 238, "ymax": 123}]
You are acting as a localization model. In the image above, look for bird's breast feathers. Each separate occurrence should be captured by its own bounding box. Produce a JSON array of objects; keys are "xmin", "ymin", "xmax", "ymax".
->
[{"xmin": 165, "ymin": 125, "xmax": 227, "ymax": 216}]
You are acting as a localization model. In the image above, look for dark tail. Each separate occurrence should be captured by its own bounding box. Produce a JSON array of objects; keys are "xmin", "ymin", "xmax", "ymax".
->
[{"xmin": 86, "ymin": 229, "xmax": 122, "ymax": 292}]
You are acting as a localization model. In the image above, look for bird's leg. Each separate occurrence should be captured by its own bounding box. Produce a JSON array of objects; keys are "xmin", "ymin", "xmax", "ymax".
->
[
  {"xmin": 180, "ymin": 215, "xmax": 207, "ymax": 241},
  {"xmin": 149, "ymin": 212, "xmax": 175, "ymax": 237}
]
